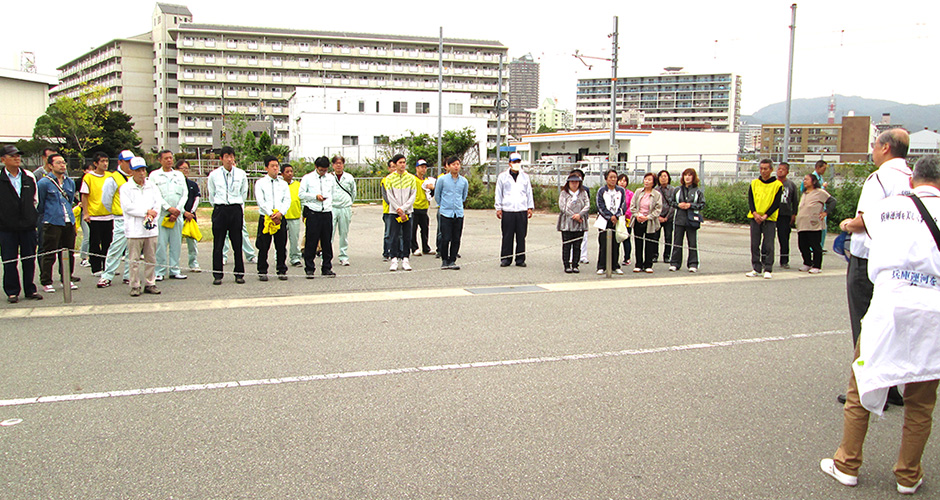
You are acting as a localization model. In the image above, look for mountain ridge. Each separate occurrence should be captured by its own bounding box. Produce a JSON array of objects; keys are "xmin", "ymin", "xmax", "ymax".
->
[{"xmin": 742, "ymin": 95, "xmax": 940, "ymax": 132}]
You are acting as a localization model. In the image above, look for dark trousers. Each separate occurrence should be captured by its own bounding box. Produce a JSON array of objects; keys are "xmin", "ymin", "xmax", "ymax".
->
[
  {"xmin": 500, "ymin": 211, "xmax": 528, "ymax": 264},
  {"xmin": 88, "ymin": 219, "xmax": 113, "ymax": 273},
  {"xmin": 411, "ymin": 208, "xmax": 431, "ymax": 253},
  {"xmin": 212, "ymin": 204, "xmax": 244, "ymax": 280},
  {"xmin": 40, "ymin": 223, "xmax": 76, "ymax": 285},
  {"xmin": 388, "ymin": 216, "xmax": 413, "ymax": 260},
  {"xmin": 749, "ymin": 219, "xmax": 776, "ymax": 273},
  {"xmin": 847, "ymin": 256, "xmax": 874, "ymax": 347},
  {"xmin": 661, "ymin": 220, "xmax": 673, "ymax": 262},
  {"xmin": 621, "ymin": 228, "xmax": 632, "ymax": 263},
  {"xmin": 670, "ymin": 224, "xmax": 699, "ymax": 269},
  {"xmin": 256, "ymin": 215, "xmax": 288, "ymax": 276},
  {"xmin": 382, "ymin": 213, "xmax": 394, "ymax": 258},
  {"xmin": 596, "ymin": 220, "xmax": 620, "ymax": 271},
  {"xmin": 0, "ymin": 229, "xmax": 38, "ymax": 297},
  {"xmin": 436, "ymin": 211, "xmax": 443, "ymax": 256},
  {"xmin": 439, "ymin": 215, "xmax": 463, "ymax": 264},
  {"xmin": 777, "ymin": 216, "xmax": 793, "ymax": 265},
  {"xmin": 562, "ymin": 231, "xmax": 583, "ymax": 267},
  {"xmin": 798, "ymin": 230, "xmax": 823, "ymax": 269},
  {"xmin": 303, "ymin": 209, "xmax": 333, "ymax": 273},
  {"xmin": 633, "ymin": 221, "xmax": 660, "ymax": 269}
]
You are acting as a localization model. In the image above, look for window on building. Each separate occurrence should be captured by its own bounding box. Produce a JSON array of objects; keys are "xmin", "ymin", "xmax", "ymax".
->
[
  {"xmin": 359, "ymin": 101, "xmax": 365, "ymax": 112},
  {"xmin": 299, "ymin": 42, "xmax": 310, "ymax": 52},
  {"xmin": 343, "ymin": 135, "xmax": 359, "ymax": 146},
  {"xmin": 374, "ymin": 135, "xmax": 389, "ymax": 145},
  {"xmin": 416, "ymin": 102, "xmax": 430, "ymax": 114},
  {"xmin": 393, "ymin": 101, "xmax": 408, "ymax": 113},
  {"xmin": 337, "ymin": 100, "xmax": 341, "ymax": 112},
  {"xmin": 272, "ymin": 41, "xmax": 283, "ymax": 51},
  {"xmin": 376, "ymin": 101, "xmax": 380, "ymax": 112}
]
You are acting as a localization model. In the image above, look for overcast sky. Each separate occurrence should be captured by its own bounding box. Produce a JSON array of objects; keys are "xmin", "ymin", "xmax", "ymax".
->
[{"xmin": 4, "ymin": 0, "xmax": 937, "ymax": 114}]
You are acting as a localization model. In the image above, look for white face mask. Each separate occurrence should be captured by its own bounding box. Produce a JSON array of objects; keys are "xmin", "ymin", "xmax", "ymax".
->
[{"xmin": 510, "ymin": 163, "xmax": 521, "ymax": 172}]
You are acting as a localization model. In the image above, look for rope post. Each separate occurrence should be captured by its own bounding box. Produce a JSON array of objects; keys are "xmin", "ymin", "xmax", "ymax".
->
[
  {"xmin": 62, "ymin": 249, "xmax": 72, "ymax": 304},
  {"xmin": 605, "ymin": 229, "xmax": 613, "ymax": 278}
]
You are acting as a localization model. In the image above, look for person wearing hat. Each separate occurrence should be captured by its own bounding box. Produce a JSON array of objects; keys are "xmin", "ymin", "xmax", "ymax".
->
[
  {"xmin": 410, "ymin": 159, "xmax": 433, "ymax": 257},
  {"xmin": 36, "ymin": 153, "xmax": 78, "ymax": 293},
  {"xmin": 495, "ymin": 152, "xmax": 534, "ymax": 267},
  {"xmin": 558, "ymin": 172, "xmax": 589, "ymax": 273},
  {"xmin": 0, "ymin": 145, "xmax": 43, "ymax": 303},
  {"xmin": 97, "ymin": 150, "xmax": 135, "ymax": 288},
  {"xmin": 120, "ymin": 156, "xmax": 162, "ymax": 296}
]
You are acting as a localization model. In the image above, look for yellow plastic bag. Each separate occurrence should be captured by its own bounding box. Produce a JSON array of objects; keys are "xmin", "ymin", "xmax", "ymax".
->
[
  {"xmin": 72, "ymin": 205, "xmax": 81, "ymax": 220},
  {"xmin": 161, "ymin": 215, "xmax": 176, "ymax": 229},
  {"xmin": 181, "ymin": 218, "xmax": 202, "ymax": 241},
  {"xmin": 263, "ymin": 210, "xmax": 281, "ymax": 235}
]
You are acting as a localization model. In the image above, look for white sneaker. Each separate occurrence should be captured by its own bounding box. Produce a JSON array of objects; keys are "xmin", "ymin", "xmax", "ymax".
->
[
  {"xmin": 42, "ymin": 284, "xmax": 55, "ymax": 293},
  {"xmin": 614, "ymin": 269, "xmax": 624, "ymax": 275},
  {"xmin": 809, "ymin": 268, "xmax": 821, "ymax": 274},
  {"xmin": 401, "ymin": 258, "xmax": 412, "ymax": 271},
  {"xmin": 799, "ymin": 265, "xmax": 811, "ymax": 272},
  {"xmin": 155, "ymin": 275, "xmax": 164, "ymax": 282},
  {"xmin": 414, "ymin": 249, "xmax": 422, "ymax": 256},
  {"xmin": 340, "ymin": 259, "xmax": 350, "ymax": 266},
  {"xmin": 745, "ymin": 271, "xmax": 760, "ymax": 277},
  {"xmin": 633, "ymin": 267, "xmax": 642, "ymax": 273},
  {"xmin": 79, "ymin": 259, "xmax": 90, "ymax": 267},
  {"xmin": 820, "ymin": 458, "xmax": 858, "ymax": 487},
  {"xmin": 763, "ymin": 272, "xmax": 773, "ymax": 279},
  {"xmin": 668, "ymin": 266, "xmax": 677, "ymax": 272},
  {"xmin": 689, "ymin": 267, "xmax": 698, "ymax": 273},
  {"xmin": 596, "ymin": 269, "xmax": 605, "ymax": 275},
  {"xmin": 645, "ymin": 268, "xmax": 654, "ymax": 274},
  {"xmin": 898, "ymin": 478, "xmax": 923, "ymax": 494},
  {"xmin": 580, "ymin": 258, "xmax": 590, "ymax": 264},
  {"xmin": 389, "ymin": 258, "xmax": 398, "ymax": 272},
  {"xmin": 69, "ymin": 282, "xmax": 78, "ymax": 290}
]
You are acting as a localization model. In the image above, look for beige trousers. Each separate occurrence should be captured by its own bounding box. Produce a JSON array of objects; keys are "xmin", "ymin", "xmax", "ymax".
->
[{"xmin": 127, "ymin": 236, "xmax": 157, "ymax": 288}]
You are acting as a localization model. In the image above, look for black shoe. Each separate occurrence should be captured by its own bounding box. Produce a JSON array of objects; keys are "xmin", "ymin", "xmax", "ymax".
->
[
  {"xmin": 781, "ymin": 263, "xmax": 791, "ymax": 269},
  {"xmin": 70, "ymin": 275, "xmax": 81, "ymax": 283},
  {"xmin": 278, "ymin": 274, "xmax": 288, "ymax": 281},
  {"xmin": 450, "ymin": 263, "xmax": 460, "ymax": 270},
  {"xmin": 306, "ymin": 272, "xmax": 315, "ymax": 280},
  {"xmin": 500, "ymin": 261, "xmax": 511, "ymax": 267},
  {"xmin": 7, "ymin": 295, "xmax": 18, "ymax": 303},
  {"xmin": 235, "ymin": 276, "xmax": 245, "ymax": 284},
  {"xmin": 258, "ymin": 274, "xmax": 269, "ymax": 282},
  {"xmin": 212, "ymin": 278, "xmax": 222, "ymax": 285},
  {"xmin": 25, "ymin": 292, "xmax": 43, "ymax": 300},
  {"xmin": 837, "ymin": 394, "xmax": 847, "ymax": 405},
  {"xmin": 887, "ymin": 386, "xmax": 905, "ymax": 406},
  {"xmin": 322, "ymin": 270, "xmax": 336, "ymax": 277},
  {"xmin": 516, "ymin": 262, "xmax": 526, "ymax": 267}
]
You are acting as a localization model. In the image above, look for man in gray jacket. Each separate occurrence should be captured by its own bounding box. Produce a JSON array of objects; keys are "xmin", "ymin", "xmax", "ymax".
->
[{"xmin": 776, "ymin": 162, "xmax": 799, "ymax": 269}]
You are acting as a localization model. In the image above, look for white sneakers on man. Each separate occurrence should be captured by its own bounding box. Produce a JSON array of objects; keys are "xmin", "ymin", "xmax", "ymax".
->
[
  {"xmin": 819, "ymin": 458, "xmax": 858, "ymax": 487},
  {"xmin": 898, "ymin": 478, "xmax": 923, "ymax": 494},
  {"xmin": 389, "ymin": 257, "xmax": 399, "ymax": 272},
  {"xmin": 401, "ymin": 258, "xmax": 412, "ymax": 271}
]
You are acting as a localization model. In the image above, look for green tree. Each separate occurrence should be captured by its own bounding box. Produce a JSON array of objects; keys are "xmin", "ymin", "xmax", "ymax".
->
[
  {"xmin": 33, "ymin": 86, "xmax": 107, "ymax": 161},
  {"xmin": 92, "ymin": 106, "xmax": 143, "ymax": 157},
  {"xmin": 537, "ymin": 124, "xmax": 556, "ymax": 134},
  {"xmin": 385, "ymin": 127, "xmax": 479, "ymax": 170}
]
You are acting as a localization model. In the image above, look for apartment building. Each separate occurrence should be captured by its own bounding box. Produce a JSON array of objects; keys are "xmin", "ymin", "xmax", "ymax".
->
[
  {"xmin": 759, "ymin": 115, "xmax": 873, "ymax": 163},
  {"xmin": 575, "ymin": 68, "xmax": 742, "ymax": 132},
  {"xmin": 53, "ymin": 3, "xmax": 508, "ymax": 155},
  {"xmin": 51, "ymin": 34, "xmax": 157, "ymax": 150},
  {"xmin": 533, "ymin": 98, "xmax": 573, "ymax": 132},
  {"xmin": 509, "ymin": 53, "xmax": 539, "ymax": 109}
]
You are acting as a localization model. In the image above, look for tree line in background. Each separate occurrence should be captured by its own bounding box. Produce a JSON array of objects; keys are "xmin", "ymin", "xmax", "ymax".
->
[{"xmin": 17, "ymin": 86, "xmax": 143, "ymax": 162}]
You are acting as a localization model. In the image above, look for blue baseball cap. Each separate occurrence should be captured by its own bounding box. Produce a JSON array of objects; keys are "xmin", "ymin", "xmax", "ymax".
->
[
  {"xmin": 833, "ymin": 231, "xmax": 851, "ymax": 262},
  {"xmin": 118, "ymin": 150, "xmax": 134, "ymax": 161}
]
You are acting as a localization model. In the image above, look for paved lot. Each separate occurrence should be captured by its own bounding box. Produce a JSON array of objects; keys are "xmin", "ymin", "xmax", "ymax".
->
[{"xmin": 1, "ymin": 206, "xmax": 933, "ymax": 499}]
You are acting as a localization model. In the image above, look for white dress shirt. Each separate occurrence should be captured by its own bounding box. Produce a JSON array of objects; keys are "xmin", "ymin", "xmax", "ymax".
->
[
  {"xmin": 206, "ymin": 166, "xmax": 248, "ymax": 205},
  {"xmin": 254, "ymin": 175, "xmax": 290, "ymax": 217},
  {"xmin": 299, "ymin": 171, "xmax": 334, "ymax": 212},
  {"xmin": 494, "ymin": 169, "xmax": 534, "ymax": 212}
]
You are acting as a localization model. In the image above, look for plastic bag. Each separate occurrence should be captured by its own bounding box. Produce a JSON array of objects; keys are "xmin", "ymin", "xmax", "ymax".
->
[
  {"xmin": 181, "ymin": 218, "xmax": 203, "ymax": 241},
  {"xmin": 615, "ymin": 217, "xmax": 630, "ymax": 243}
]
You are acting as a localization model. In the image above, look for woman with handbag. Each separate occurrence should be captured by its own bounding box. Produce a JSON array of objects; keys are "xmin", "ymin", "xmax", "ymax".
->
[
  {"xmin": 617, "ymin": 174, "xmax": 634, "ymax": 267},
  {"xmin": 630, "ymin": 172, "xmax": 663, "ymax": 273},
  {"xmin": 595, "ymin": 169, "xmax": 626, "ymax": 275},
  {"xmin": 669, "ymin": 168, "xmax": 706, "ymax": 273},
  {"xmin": 557, "ymin": 173, "xmax": 589, "ymax": 273}
]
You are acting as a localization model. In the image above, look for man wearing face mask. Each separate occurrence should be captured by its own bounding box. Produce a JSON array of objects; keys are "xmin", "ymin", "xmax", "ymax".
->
[{"xmin": 494, "ymin": 152, "xmax": 534, "ymax": 267}]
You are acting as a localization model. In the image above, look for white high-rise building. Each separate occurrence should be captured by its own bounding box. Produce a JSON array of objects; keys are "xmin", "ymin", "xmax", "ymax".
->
[
  {"xmin": 51, "ymin": 3, "xmax": 508, "ymax": 155},
  {"xmin": 575, "ymin": 68, "xmax": 741, "ymax": 132}
]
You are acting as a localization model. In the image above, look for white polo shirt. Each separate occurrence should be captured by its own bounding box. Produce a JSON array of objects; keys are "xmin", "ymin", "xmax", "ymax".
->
[
  {"xmin": 854, "ymin": 185, "xmax": 940, "ymax": 414},
  {"xmin": 852, "ymin": 157, "xmax": 912, "ymax": 258}
]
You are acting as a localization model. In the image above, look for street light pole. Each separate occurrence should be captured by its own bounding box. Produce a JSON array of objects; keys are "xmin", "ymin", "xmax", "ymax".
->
[
  {"xmin": 783, "ymin": 4, "xmax": 797, "ymax": 163},
  {"xmin": 609, "ymin": 16, "xmax": 619, "ymax": 167}
]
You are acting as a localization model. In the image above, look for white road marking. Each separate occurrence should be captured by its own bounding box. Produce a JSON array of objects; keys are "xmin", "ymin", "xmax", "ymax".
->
[
  {"xmin": 0, "ymin": 271, "xmax": 808, "ymax": 320},
  {"xmin": 0, "ymin": 329, "xmax": 846, "ymax": 408}
]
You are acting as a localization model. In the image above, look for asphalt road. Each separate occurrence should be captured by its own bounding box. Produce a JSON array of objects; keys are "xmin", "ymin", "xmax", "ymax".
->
[{"xmin": 1, "ymin": 206, "xmax": 932, "ymax": 499}]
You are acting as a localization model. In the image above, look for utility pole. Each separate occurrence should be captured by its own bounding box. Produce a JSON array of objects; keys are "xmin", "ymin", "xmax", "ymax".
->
[
  {"xmin": 783, "ymin": 4, "xmax": 797, "ymax": 162},
  {"xmin": 495, "ymin": 53, "xmax": 507, "ymax": 173},
  {"xmin": 609, "ymin": 16, "xmax": 619, "ymax": 167},
  {"xmin": 437, "ymin": 27, "xmax": 443, "ymax": 176}
]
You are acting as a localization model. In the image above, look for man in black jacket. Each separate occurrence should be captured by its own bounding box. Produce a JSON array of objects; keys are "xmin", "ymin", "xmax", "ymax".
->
[
  {"xmin": 0, "ymin": 145, "xmax": 43, "ymax": 303},
  {"xmin": 776, "ymin": 162, "xmax": 799, "ymax": 269}
]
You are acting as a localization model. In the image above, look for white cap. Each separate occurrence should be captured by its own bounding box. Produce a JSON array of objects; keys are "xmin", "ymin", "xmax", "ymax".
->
[
  {"xmin": 509, "ymin": 152, "xmax": 522, "ymax": 162},
  {"xmin": 130, "ymin": 157, "xmax": 147, "ymax": 170}
]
